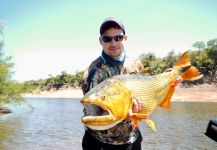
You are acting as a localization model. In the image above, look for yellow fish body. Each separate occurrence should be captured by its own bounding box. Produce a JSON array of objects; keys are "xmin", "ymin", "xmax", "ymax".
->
[{"xmin": 81, "ymin": 51, "xmax": 203, "ymax": 131}]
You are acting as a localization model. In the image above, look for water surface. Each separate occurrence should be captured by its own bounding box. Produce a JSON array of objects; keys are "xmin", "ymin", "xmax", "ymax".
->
[{"xmin": 0, "ymin": 98, "xmax": 216, "ymax": 150}]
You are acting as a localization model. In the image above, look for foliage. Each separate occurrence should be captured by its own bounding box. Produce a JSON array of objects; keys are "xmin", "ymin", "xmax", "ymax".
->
[
  {"xmin": 22, "ymin": 71, "xmax": 84, "ymax": 93},
  {"xmin": 207, "ymin": 38, "xmax": 217, "ymax": 48},
  {"xmin": 140, "ymin": 50, "xmax": 179, "ymax": 75},
  {"xmin": 192, "ymin": 41, "xmax": 206, "ymax": 50},
  {"xmin": 0, "ymin": 25, "xmax": 25, "ymax": 104},
  {"xmin": 140, "ymin": 39, "xmax": 217, "ymax": 84}
]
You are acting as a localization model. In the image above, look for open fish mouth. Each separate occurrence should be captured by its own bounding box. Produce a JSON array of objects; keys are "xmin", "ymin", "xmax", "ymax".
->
[{"xmin": 82, "ymin": 103, "xmax": 110, "ymax": 117}]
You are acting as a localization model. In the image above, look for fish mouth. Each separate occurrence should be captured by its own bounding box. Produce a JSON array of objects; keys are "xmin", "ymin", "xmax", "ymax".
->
[
  {"xmin": 81, "ymin": 101, "xmax": 111, "ymax": 118},
  {"xmin": 81, "ymin": 100, "xmax": 121, "ymax": 130}
]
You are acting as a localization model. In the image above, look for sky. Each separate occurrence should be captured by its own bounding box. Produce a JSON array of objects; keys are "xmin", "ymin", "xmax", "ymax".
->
[{"xmin": 0, "ymin": 0, "xmax": 217, "ymax": 82}]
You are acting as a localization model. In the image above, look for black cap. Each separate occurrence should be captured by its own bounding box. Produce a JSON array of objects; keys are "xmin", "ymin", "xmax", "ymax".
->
[{"xmin": 100, "ymin": 17, "xmax": 125, "ymax": 35}]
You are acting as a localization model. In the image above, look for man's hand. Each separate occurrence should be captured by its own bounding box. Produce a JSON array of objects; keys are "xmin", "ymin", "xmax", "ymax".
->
[
  {"xmin": 132, "ymin": 97, "xmax": 144, "ymax": 113},
  {"xmin": 174, "ymin": 76, "xmax": 183, "ymax": 85},
  {"xmin": 128, "ymin": 97, "xmax": 144, "ymax": 117}
]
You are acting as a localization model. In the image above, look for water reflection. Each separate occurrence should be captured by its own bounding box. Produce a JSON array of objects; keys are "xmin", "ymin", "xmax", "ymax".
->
[{"xmin": 0, "ymin": 99, "xmax": 216, "ymax": 150}]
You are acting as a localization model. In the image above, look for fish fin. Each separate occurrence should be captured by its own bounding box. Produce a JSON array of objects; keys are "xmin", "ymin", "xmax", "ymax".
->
[
  {"xmin": 159, "ymin": 84, "xmax": 175, "ymax": 109},
  {"xmin": 131, "ymin": 114, "xmax": 157, "ymax": 132},
  {"xmin": 131, "ymin": 113, "xmax": 147, "ymax": 127},
  {"xmin": 174, "ymin": 51, "xmax": 191, "ymax": 68},
  {"xmin": 132, "ymin": 117, "xmax": 140, "ymax": 127},
  {"xmin": 174, "ymin": 51, "xmax": 203, "ymax": 81},
  {"xmin": 181, "ymin": 66, "xmax": 203, "ymax": 81},
  {"xmin": 145, "ymin": 119, "xmax": 157, "ymax": 132}
]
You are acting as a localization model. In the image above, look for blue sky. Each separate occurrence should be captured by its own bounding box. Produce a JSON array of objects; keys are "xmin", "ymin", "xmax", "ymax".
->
[{"xmin": 0, "ymin": 0, "xmax": 217, "ymax": 82}]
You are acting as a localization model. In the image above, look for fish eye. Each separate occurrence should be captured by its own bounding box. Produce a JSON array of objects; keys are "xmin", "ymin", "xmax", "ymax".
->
[{"xmin": 102, "ymin": 95, "xmax": 106, "ymax": 100}]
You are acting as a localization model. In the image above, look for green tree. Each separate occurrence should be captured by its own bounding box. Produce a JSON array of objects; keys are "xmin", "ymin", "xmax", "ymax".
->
[
  {"xmin": 207, "ymin": 38, "xmax": 217, "ymax": 48},
  {"xmin": 206, "ymin": 47, "xmax": 217, "ymax": 75},
  {"xmin": 192, "ymin": 41, "xmax": 206, "ymax": 50},
  {"xmin": 163, "ymin": 50, "xmax": 178, "ymax": 68},
  {"xmin": 190, "ymin": 50, "xmax": 213, "ymax": 75},
  {"xmin": 140, "ymin": 52, "xmax": 165, "ymax": 75},
  {"xmin": 0, "ymin": 23, "xmax": 24, "ymax": 104},
  {"xmin": 140, "ymin": 52, "xmax": 156, "ymax": 66}
]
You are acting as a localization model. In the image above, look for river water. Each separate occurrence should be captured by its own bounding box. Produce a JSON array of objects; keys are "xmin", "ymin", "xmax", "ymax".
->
[{"xmin": 0, "ymin": 98, "xmax": 216, "ymax": 150}]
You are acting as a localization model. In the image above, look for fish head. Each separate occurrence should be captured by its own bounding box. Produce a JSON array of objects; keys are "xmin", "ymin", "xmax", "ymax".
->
[{"xmin": 81, "ymin": 79, "xmax": 133, "ymax": 130}]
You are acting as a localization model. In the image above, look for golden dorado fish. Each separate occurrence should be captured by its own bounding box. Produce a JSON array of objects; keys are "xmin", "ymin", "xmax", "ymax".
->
[{"xmin": 81, "ymin": 51, "xmax": 203, "ymax": 131}]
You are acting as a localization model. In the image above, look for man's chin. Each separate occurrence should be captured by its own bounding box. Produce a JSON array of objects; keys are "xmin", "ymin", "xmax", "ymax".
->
[{"xmin": 110, "ymin": 51, "xmax": 121, "ymax": 58}]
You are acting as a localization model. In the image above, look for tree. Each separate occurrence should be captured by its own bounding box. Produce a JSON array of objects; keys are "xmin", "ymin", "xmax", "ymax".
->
[
  {"xmin": 163, "ymin": 50, "xmax": 178, "ymax": 68},
  {"xmin": 190, "ymin": 50, "xmax": 213, "ymax": 75},
  {"xmin": 139, "ymin": 52, "xmax": 156, "ymax": 67},
  {"xmin": 192, "ymin": 41, "xmax": 206, "ymax": 50},
  {"xmin": 207, "ymin": 38, "xmax": 217, "ymax": 48},
  {"xmin": 0, "ymin": 23, "xmax": 24, "ymax": 104},
  {"xmin": 207, "ymin": 47, "xmax": 217, "ymax": 75},
  {"xmin": 140, "ymin": 52, "xmax": 165, "ymax": 75}
]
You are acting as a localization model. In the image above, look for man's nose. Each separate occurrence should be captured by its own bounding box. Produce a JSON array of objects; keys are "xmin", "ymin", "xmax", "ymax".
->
[{"xmin": 110, "ymin": 38, "xmax": 117, "ymax": 45}]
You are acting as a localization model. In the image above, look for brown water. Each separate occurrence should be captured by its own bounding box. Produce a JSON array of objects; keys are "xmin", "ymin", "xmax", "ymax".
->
[{"xmin": 0, "ymin": 98, "xmax": 216, "ymax": 150}]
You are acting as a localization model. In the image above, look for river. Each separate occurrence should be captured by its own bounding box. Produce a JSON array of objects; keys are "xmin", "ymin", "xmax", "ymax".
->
[{"xmin": 0, "ymin": 98, "xmax": 216, "ymax": 150}]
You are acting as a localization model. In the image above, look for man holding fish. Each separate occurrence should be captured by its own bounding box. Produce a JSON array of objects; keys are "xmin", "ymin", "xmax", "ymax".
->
[{"xmin": 81, "ymin": 17, "xmax": 186, "ymax": 150}]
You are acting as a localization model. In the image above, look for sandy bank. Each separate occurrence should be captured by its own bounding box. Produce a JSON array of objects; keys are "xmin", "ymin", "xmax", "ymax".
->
[
  {"xmin": 22, "ymin": 87, "xmax": 83, "ymax": 99},
  {"xmin": 22, "ymin": 84, "xmax": 217, "ymax": 102},
  {"xmin": 173, "ymin": 83, "xmax": 217, "ymax": 102}
]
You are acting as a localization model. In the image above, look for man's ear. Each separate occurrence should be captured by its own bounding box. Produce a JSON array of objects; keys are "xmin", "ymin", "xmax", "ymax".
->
[{"xmin": 99, "ymin": 37, "xmax": 103, "ymax": 45}]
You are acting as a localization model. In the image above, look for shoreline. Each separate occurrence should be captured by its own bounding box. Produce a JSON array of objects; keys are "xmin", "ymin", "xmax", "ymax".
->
[
  {"xmin": 22, "ymin": 87, "xmax": 83, "ymax": 99},
  {"xmin": 22, "ymin": 84, "xmax": 217, "ymax": 102}
]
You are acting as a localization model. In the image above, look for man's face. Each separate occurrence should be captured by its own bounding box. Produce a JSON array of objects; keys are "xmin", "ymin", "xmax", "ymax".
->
[{"xmin": 100, "ymin": 28, "xmax": 127, "ymax": 58}]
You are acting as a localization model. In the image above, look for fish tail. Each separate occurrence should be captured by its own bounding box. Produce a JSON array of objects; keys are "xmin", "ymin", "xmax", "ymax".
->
[
  {"xmin": 174, "ymin": 51, "xmax": 191, "ymax": 68},
  {"xmin": 181, "ymin": 66, "xmax": 203, "ymax": 81},
  {"xmin": 159, "ymin": 51, "xmax": 202, "ymax": 108},
  {"xmin": 174, "ymin": 51, "xmax": 203, "ymax": 81}
]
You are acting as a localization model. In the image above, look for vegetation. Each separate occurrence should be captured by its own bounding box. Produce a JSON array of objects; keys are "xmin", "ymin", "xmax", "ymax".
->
[
  {"xmin": 140, "ymin": 50, "xmax": 178, "ymax": 75},
  {"xmin": 139, "ymin": 38, "xmax": 217, "ymax": 85},
  {"xmin": 0, "ymin": 23, "xmax": 25, "ymax": 104},
  {"xmin": 22, "ymin": 71, "xmax": 83, "ymax": 93}
]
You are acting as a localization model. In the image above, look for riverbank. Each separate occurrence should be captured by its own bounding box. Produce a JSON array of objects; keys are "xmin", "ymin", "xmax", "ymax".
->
[
  {"xmin": 22, "ymin": 87, "xmax": 83, "ymax": 98},
  {"xmin": 173, "ymin": 83, "xmax": 217, "ymax": 102},
  {"xmin": 22, "ymin": 83, "xmax": 217, "ymax": 102}
]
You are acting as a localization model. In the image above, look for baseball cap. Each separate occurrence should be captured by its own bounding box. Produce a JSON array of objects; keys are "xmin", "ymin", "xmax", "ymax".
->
[{"xmin": 100, "ymin": 17, "xmax": 125, "ymax": 35}]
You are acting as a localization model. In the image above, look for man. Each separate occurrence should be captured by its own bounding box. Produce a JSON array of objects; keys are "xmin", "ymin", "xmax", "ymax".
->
[
  {"xmin": 81, "ymin": 17, "xmax": 182, "ymax": 150},
  {"xmin": 81, "ymin": 17, "xmax": 144, "ymax": 150}
]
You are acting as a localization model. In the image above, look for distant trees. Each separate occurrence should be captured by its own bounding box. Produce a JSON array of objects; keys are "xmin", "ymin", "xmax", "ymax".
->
[
  {"xmin": 207, "ymin": 38, "xmax": 217, "ymax": 48},
  {"xmin": 192, "ymin": 41, "xmax": 206, "ymax": 50},
  {"xmin": 22, "ymin": 71, "xmax": 84, "ymax": 93},
  {"xmin": 139, "ymin": 38, "xmax": 217, "ymax": 84},
  {"xmin": 140, "ymin": 50, "xmax": 179, "ymax": 75},
  {"xmin": 0, "ymin": 23, "xmax": 24, "ymax": 104},
  {"xmin": 191, "ymin": 38, "xmax": 217, "ymax": 75}
]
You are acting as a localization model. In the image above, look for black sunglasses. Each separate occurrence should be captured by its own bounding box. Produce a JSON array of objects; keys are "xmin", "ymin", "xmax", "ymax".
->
[{"xmin": 101, "ymin": 35, "xmax": 124, "ymax": 43}]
